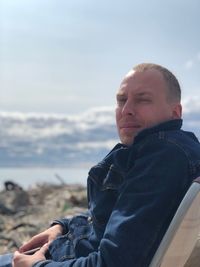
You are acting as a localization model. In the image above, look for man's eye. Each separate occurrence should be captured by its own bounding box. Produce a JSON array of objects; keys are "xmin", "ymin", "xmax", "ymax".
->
[
  {"xmin": 117, "ymin": 98, "xmax": 126, "ymax": 106},
  {"xmin": 138, "ymin": 98, "xmax": 151, "ymax": 103}
]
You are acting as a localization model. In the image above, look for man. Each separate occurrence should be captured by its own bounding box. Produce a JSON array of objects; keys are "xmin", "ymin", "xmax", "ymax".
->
[{"xmin": 2, "ymin": 63, "xmax": 200, "ymax": 267}]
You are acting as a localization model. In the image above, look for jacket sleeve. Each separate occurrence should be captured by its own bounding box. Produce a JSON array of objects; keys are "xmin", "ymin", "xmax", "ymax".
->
[
  {"xmin": 33, "ymin": 139, "xmax": 190, "ymax": 267},
  {"xmin": 50, "ymin": 210, "xmax": 92, "ymax": 234}
]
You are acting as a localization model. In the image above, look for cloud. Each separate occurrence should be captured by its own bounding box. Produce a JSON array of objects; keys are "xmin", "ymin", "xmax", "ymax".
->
[
  {"xmin": 0, "ymin": 100, "xmax": 199, "ymax": 167},
  {"xmin": 0, "ymin": 106, "xmax": 116, "ymax": 140},
  {"xmin": 184, "ymin": 60, "xmax": 194, "ymax": 70},
  {"xmin": 197, "ymin": 52, "xmax": 200, "ymax": 61},
  {"xmin": 184, "ymin": 52, "xmax": 200, "ymax": 70},
  {"xmin": 182, "ymin": 96, "xmax": 200, "ymax": 113},
  {"xmin": 0, "ymin": 107, "xmax": 118, "ymax": 167}
]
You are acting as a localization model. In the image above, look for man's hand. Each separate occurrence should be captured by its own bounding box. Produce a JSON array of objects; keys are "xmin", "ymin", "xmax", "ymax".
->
[
  {"xmin": 19, "ymin": 224, "xmax": 63, "ymax": 253},
  {"xmin": 13, "ymin": 244, "xmax": 49, "ymax": 267}
]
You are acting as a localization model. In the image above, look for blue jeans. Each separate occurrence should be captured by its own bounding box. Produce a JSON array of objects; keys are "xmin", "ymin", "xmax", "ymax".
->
[{"xmin": 0, "ymin": 253, "xmax": 13, "ymax": 267}]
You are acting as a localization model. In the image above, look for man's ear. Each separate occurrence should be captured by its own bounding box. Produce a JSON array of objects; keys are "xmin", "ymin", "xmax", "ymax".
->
[{"xmin": 172, "ymin": 103, "xmax": 182, "ymax": 119}]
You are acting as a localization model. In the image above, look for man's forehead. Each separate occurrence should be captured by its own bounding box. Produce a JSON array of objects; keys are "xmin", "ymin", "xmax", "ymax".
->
[
  {"xmin": 117, "ymin": 85, "xmax": 155, "ymax": 96},
  {"xmin": 119, "ymin": 68, "xmax": 167, "ymax": 93},
  {"xmin": 123, "ymin": 68, "xmax": 164, "ymax": 81}
]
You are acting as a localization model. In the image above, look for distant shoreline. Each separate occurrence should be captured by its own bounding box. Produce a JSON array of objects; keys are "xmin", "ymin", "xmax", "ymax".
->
[
  {"xmin": 0, "ymin": 163, "xmax": 93, "ymax": 168},
  {"xmin": 0, "ymin": 167, "xmax": 88, "ymax": 190}
]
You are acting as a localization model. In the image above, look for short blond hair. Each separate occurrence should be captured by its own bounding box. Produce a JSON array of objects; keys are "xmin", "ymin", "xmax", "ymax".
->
[{"xmin": 133, "ymin": 63, "xmax": 181, "ymax": 103}]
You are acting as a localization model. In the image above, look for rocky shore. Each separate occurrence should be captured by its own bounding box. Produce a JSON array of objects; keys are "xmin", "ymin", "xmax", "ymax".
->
[
  {"xmin": 0, "ymin": 181, "xmax": 199, "ymax": 266},
  {"xmin": 0, "ymin": 180, "xmax": 87, "ymax": 254}
]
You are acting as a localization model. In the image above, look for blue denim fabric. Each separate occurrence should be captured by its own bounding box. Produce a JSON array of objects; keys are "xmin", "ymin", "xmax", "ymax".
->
[
  {"xmin": 48, "ymin": 215, "xmax": 95, "ymax": 261},
  {"xmin": 30, "ymin": 120, "xmax": 200, "ymax": 267},
  {"xmin": 0, "ymin": 253, "xmax": 13, "ymax": 267}
]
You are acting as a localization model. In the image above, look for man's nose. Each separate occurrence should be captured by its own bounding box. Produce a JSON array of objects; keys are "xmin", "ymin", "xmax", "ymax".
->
[{"xmin": 121, "ymin": 100, "xmax": 135, "ymax": 116}]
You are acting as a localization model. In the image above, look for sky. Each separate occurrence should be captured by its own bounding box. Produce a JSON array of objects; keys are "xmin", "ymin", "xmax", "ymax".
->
[{"xmin": 0, "ymin": 0, "xmax": 200, "ymax": 115}]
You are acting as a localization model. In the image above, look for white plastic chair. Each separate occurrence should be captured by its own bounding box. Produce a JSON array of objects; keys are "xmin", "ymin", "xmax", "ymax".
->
[{"xmin": 149, "ymin": 177, "xmax": 200, "ymax": 267}]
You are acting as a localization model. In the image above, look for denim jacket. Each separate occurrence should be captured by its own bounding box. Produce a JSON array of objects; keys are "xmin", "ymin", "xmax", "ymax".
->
[{"xmin": 33, "ymin": 119, "xmax": 200, "ymax": 267}]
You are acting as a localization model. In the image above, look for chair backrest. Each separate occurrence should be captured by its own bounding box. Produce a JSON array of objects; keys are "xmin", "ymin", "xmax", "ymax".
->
[{"xmin": 149, "ymin": 177, "xmax": 200, "ymax": 267}]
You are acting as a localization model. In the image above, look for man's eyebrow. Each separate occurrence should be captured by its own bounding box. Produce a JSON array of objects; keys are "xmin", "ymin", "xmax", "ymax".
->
[
  {"xmin": 116, "ymin": 90, "xmax": 153, "ymax": 98},
  {"xmin": 135, "ymin": 91, "xmax": 153, "ymax": 97}
]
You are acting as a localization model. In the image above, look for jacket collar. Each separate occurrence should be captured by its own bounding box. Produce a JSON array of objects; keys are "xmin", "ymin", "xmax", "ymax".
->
[{"xmin": 133, "ymin": 119, "xmax": 182, "ymax": 144}]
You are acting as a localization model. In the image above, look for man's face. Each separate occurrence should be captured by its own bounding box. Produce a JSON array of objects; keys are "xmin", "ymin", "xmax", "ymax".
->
[{"xmin": 116, "ymin": 69, "xmax": 182, "ymax": 145}]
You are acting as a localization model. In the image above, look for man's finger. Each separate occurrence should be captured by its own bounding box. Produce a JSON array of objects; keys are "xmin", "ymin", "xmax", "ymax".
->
[{"xmin": 38, "ymin": 243, "xmax": 49, "ymax": 256}]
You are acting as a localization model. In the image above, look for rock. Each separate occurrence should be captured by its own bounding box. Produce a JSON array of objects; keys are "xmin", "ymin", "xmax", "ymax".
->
[
  {"xmin": 4, "ymin": 181, "xmax": 23, "ymax": 191},
  {"xmin": 0, "ymin": 204, "xmax": 15, "ymax": 215},
  {"xmin": 0, "ymin": 182, "xmax": 87, "ymax": 253},
  {"xmin": 0, "ymin": 189, "xmax": 30, "ymax": 213}
]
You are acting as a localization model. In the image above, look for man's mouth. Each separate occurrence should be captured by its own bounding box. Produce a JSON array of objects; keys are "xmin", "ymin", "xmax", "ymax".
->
[{"xmin": 120, "ymin": 124, "xmax": 141, "ymax": 130}]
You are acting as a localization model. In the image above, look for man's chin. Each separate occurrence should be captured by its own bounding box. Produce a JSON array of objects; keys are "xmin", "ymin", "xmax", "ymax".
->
[
  {"xmin": 120, "ymin": 135, "xmax": 135, "ymax": 146},
  {"xmin": 119, "ymin": 129, "xmax": 143, "ymax": 145}
]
